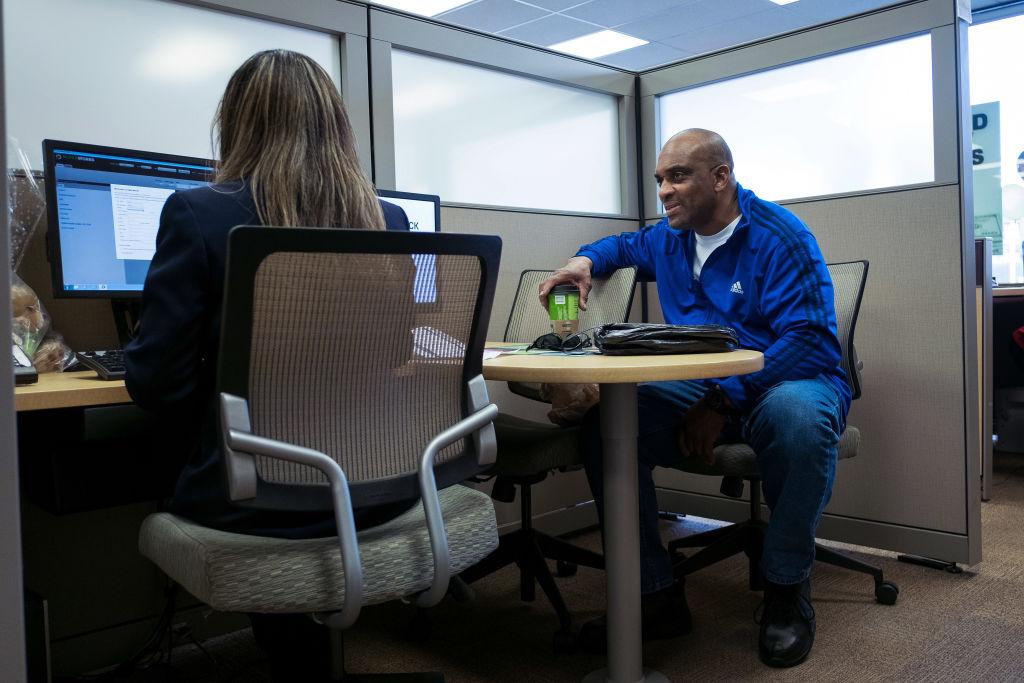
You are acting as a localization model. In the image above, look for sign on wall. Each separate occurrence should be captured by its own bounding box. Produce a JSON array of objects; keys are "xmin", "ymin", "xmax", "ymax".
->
[{"xmin": 973, "ymin": 101, "xmax": 1003, "ymax": 255}]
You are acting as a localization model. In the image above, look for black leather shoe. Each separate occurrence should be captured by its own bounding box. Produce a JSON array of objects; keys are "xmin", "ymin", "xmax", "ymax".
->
[
  {"xmin": 579, "ymin": 581, "xmax": 692, "ymax": 653},
  {"xmin": 757, "ymin": 579, "xmax": 815, "ymax": 668}
]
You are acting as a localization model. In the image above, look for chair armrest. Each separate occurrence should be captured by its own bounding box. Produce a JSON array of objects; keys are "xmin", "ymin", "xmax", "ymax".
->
[
  {"xmin": 415, "ymin": 401, "xmax": 499, "ymax": 608},
  {"xmin": 220, "ymin": 393, "xmax": 364, "ymax": 629}
]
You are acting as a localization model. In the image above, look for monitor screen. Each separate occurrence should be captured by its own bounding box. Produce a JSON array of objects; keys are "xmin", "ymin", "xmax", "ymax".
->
[
  {"xmin": 43, "ymin": 139, "xmax": 214, "ymax": 298},
  {"xmin": 376, "ymin": 189, "xmax": 441, "ymax": 305}
]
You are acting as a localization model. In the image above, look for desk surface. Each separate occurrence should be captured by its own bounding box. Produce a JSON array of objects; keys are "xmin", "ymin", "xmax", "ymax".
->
[
  {"xmin": 16, "ymin": 348, "xmax": 764, "ymax": 410},
  {"xmin": 481, "ymin": 346, "xmax": 763, "ymax": 383},
  {"xmin": 15, "ymin": 371, "xmax": 130, "ymax": 412},
  {"xmin": 995, "ymin": 286, "xmax": 1024, "ymax": 299}
]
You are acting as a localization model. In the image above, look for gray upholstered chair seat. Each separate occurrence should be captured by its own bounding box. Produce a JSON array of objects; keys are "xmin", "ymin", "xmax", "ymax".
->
[
  {"xmin": 674, "ymin": 427, "xmax": 861, "ymax": 478},
  {"xmin": 139, "ymin": 485, "xmax": 498, "ymax": 614},
  {"xmin": 489, "ymin": 413, "xmax": 583, "ymax": 477}
]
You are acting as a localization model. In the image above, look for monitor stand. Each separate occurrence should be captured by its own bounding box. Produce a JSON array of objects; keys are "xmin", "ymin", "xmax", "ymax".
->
[{"xmin": 111, "ymin": 299, "xmax": 142, "ymax": 348}]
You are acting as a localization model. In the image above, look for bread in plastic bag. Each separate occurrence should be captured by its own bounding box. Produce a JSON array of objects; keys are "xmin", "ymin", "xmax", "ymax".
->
[
  {"xmin": 539, "ymin": 382, "xmax": 600, "ymax": 427},
  {"xmin": 11, "ymin": 272, "xmax": 49, "ymax": 357},
  {"xmin": 8, "ymin": 137, "xmax": 74, "ymax": 371}
]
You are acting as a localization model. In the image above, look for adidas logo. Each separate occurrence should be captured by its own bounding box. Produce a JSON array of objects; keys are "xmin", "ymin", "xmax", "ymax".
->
[{"xmin": 730, "ymin": 281, "xmax": 744, "ymax": 295}]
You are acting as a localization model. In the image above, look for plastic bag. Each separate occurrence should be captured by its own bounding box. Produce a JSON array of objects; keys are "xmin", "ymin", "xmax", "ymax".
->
[
  {"xmin": 11, "ymin": 272, "xmax": 49, "ymax": 357},
  {"xmin": 8, "ymin": 138, "xmax": 44, "ymax": 270},
  {"xmin": 8, "ymin": 138, "xmax": 74, "ymax": 372},
  {"xmin": 11, "ymin": 272, "xmax": 75, "ymax": 373},
  {"xmin": 540, "ymin": 382, "xmax": 599, "ymax": 427}
]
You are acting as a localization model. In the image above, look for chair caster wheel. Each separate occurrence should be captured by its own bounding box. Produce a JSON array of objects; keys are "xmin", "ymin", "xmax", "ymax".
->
[
  {"xmin": 555, "ymin": 560, "xmax": 578, "ymax": 577},
  {"xmin": 875, "ymin": 580, "xmax": 899, "ymax": 605},
  {"xmin": 404, "ymin": 610, "xmax": 432, "ymax": 642},
  {"xmin": 552, "ymin": 629, "xmax": 575, "ymax": 654}
]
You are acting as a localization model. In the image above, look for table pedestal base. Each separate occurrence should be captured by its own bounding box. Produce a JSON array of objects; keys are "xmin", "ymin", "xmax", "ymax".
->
[{"xmin": 583, "ymin": 668, "xmax": 669, "ymax": 683}]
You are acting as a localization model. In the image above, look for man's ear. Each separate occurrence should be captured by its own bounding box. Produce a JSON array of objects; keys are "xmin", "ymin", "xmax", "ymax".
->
[{"xmin": 712, "ymin": 164, "xmax": 731, "ymax": 192}]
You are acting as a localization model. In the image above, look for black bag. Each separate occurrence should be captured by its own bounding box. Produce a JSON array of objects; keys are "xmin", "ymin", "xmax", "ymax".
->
[{"xmin": 594, "ymin": 323, "xmax": 738, "ymax": 355}]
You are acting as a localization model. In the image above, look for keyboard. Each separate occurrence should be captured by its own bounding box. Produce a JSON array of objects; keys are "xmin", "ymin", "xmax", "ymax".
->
[{"xmin": 75, "ymin": 349, "xmax": 126, "ymax": 380}]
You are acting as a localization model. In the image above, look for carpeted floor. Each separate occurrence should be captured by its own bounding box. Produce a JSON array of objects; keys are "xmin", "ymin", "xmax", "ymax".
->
[{"xmin": 116, "ymin": 451, "xmax": 1024, "ymax": 682}]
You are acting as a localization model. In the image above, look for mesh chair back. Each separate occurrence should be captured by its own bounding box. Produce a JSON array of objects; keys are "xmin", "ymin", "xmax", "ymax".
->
[
  {"xmin": 827, "ymin": 260, "xmax": 868, "ymax": 401},
  {"xmin": 218, "ymin": 228, "xmax": 501, "ymax": 509},
  {"xmin": 503, "ymin": 267, "xmax": 638, "ymax": 343}
]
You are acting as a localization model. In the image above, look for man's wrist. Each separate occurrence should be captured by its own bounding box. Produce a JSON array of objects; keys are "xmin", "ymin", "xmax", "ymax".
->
[
  {"xmin": 703, "ymin": 384, "xmax": 737, "ymax": 417},
  {"xmin": 568, "ymin": 255, "xmax": 593, "ymax": 273}
]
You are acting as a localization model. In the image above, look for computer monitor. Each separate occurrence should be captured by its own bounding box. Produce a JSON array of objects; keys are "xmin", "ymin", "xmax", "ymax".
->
[
  {"xmin": 43, "ymin": 139, "xmax": 214, "ymax": 299},
  {"xmin": 43, "ymin": 140, "xmax": 441, "ymax": 307},
  {"xmin": 376, "ymin": 189, "xmax": 441, "ymax": 305}
]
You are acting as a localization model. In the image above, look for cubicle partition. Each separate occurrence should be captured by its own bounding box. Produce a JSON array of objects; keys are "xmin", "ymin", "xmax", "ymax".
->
[
  {"xmin": 977, "ymin": 238, "xmax": 994, "ymax": 500},
  {"xmin": 0, "ymin": 2, "xmax": 30, "ymax": 680},
  {"xmin": 641, "ymin": 0, "xmax": 982, "ymax": 565}
]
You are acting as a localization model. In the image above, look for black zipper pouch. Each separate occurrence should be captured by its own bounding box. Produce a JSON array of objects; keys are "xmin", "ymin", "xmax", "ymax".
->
[{"xmin": 594, "ymin": 322, "xmax": 738, "ymax": 355}]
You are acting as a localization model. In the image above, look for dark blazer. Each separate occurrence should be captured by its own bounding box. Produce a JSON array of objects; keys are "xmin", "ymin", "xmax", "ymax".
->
[{"xmin": 124, "ymin": 181, "xmax": 411, "ymax": 537}]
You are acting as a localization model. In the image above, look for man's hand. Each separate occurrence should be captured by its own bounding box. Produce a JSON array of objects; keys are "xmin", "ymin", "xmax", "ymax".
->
[
  {"xmin": 538, "ymin": 256, "xmax": 594, "ymax": 310},
  {"xmin": 676, "ymin": 393, "xmax": 729, "ymax": 465}
]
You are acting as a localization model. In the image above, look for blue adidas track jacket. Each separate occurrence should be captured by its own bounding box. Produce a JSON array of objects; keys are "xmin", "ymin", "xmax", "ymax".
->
[{"xmin": 576, "ymin": 184, "xmax": 851, "ymax": 417}]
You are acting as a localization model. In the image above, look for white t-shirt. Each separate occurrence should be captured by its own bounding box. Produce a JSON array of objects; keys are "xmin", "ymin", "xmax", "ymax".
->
[{"xmin": 692, "ymin": 215, "xmax": 741, "ymax": 278}]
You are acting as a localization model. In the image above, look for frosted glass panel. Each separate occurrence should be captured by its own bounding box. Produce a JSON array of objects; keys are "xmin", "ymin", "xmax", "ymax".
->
[
  {"xmin": 658, "ymin": 35, "xmax": 934, "ymax": 202},
  {"xmin": 391, "ymin": 50, "xmax": 621, "ymax": 214},
  {"xmin": 4, "ymin": 0, "xmax": 341, "ymax": 169},
  {"xmin": 969, "ymin": 15, "xmax": 1024, "ymax": 285}
]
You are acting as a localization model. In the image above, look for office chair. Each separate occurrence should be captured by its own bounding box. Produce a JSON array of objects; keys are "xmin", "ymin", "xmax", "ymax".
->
[
  {"xmin": 668, "ymin": 260, "xmax": 899, "ymax": 605},
  {"xmin": 138, "ymin": 228, "xmax": 503, "ymax": 681},
  {"xmin": 460, "ymin": 267, "xmax": 637, "ymax": 645}
]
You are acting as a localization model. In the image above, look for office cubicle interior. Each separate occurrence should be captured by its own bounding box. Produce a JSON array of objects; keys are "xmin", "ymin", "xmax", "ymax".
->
[{"xmin": 2, "ymin": 0, "xmax": 988, "ymax": 674}]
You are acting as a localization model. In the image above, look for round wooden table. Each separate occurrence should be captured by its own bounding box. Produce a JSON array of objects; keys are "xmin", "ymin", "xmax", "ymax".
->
[{"xmin": 483, "ymin": 347, "xmax": 763, "ymax": 683}]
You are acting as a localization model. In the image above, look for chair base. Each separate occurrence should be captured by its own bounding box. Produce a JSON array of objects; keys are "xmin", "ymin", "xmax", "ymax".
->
[
  {"xmin": 667, "ymin": 479, "xmax": 898, "ymax": 604},
  {"xmin": 460, "ymin": 526, "xmax": 604, "ymax": 635}
]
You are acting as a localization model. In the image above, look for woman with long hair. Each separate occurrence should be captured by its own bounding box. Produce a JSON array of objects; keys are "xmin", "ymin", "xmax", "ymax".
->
[{"xmin": 124, "ymin": 50, "xmax": 411, "ymax": 678}]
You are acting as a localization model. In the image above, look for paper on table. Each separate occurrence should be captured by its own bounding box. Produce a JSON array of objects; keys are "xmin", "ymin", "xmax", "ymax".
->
[
  {"xmin": 483, "ymin": 344, "xmax": 529, "ymax": 360},
  {"xmin": 483, "ymin": 343, "xmax": 600, "ymax": 359}
]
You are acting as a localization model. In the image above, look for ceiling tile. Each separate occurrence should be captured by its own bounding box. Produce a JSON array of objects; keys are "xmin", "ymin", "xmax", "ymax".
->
[
  {"xmin": 778, "ymin": 0, "xmax": 901, "ymax": 24},
  {"xmin": 562, "ymin": 0, "xmax": 692, "ymax": 28},
  {"xmin": 500, "ymin": 13, "xmax": 599, "ymax": 45},
  {"xmin": 596, "ymin": 41, "xmax": 690, "ymax": 70},
  {"xmin": 615, "ymin": 7, "xmax": 701, "ymax": 42},
  {"xmin": 661, "ymin": 0, "xmax": 777, "ymax": 35},
  {"xmin": 661, "ymin": 7, "xmax": 803, "ymax": 54},
  {"xmin": 437, "ymin": 0, "xmax": 549, "ymax": 33},
  {"xmin": 520, "ymin": 0, "xmax": 591, "ymax": 11}
]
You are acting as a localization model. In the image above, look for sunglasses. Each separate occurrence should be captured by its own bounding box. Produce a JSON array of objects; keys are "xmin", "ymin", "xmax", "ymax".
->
[{"xmin": 528, "ymin": 331, "xmax": 593, "ymax": 352}]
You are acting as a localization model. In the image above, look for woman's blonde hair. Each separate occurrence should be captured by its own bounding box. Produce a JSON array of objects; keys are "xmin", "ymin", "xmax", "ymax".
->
[{"xmin": 214, "ymin": 49, "xmax": 385, "ymax": 230}]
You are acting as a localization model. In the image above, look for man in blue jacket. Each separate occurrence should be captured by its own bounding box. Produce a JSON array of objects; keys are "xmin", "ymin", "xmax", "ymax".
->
[{"xmin": 539, "ymin": 129, "xmax": 848, "ymax": 668}]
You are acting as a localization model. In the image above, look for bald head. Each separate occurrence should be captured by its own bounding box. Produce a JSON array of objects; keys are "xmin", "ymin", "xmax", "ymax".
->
[
  {"xmin": 664, "ymin": 129, "xmax": 734, "ymax": 175},
  {"xmin": 654, "ymin": 128, "xmax": 740, "ymax": 234}
]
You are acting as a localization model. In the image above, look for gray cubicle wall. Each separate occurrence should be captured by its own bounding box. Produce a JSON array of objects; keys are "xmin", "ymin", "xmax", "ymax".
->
[
  {"xmin": 641, "ymin": 0, "xmax": 981, "ymax": 565},
  {"xmin": 0, "ymin": 2, "xmax": 29, "ymax": 679},
  {"xmin": 366, "ymin": 8, "xmax": 640, "ymax": 531}
]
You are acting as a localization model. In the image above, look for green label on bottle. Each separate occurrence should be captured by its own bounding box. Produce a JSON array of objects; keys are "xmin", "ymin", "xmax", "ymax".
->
[{"xmin": 548, "ymin": 291, "xmax": 579, "ymax": 321}]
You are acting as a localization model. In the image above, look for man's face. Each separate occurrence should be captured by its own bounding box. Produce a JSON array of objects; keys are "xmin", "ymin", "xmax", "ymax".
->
[{"xmin": 654, "ymin": 138, "xmax": 721, "ymax": 231}]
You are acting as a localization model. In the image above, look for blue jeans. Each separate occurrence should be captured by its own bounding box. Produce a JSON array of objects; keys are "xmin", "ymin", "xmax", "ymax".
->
[{"xmin": 583, "ymin": 375, "xmax": 844, "ymax": 593}]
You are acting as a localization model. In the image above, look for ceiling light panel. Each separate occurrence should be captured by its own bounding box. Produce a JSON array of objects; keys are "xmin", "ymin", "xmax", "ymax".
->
[{"xmin": 548, "ymin": 30, "xmax": 649, "ymax": 59}]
